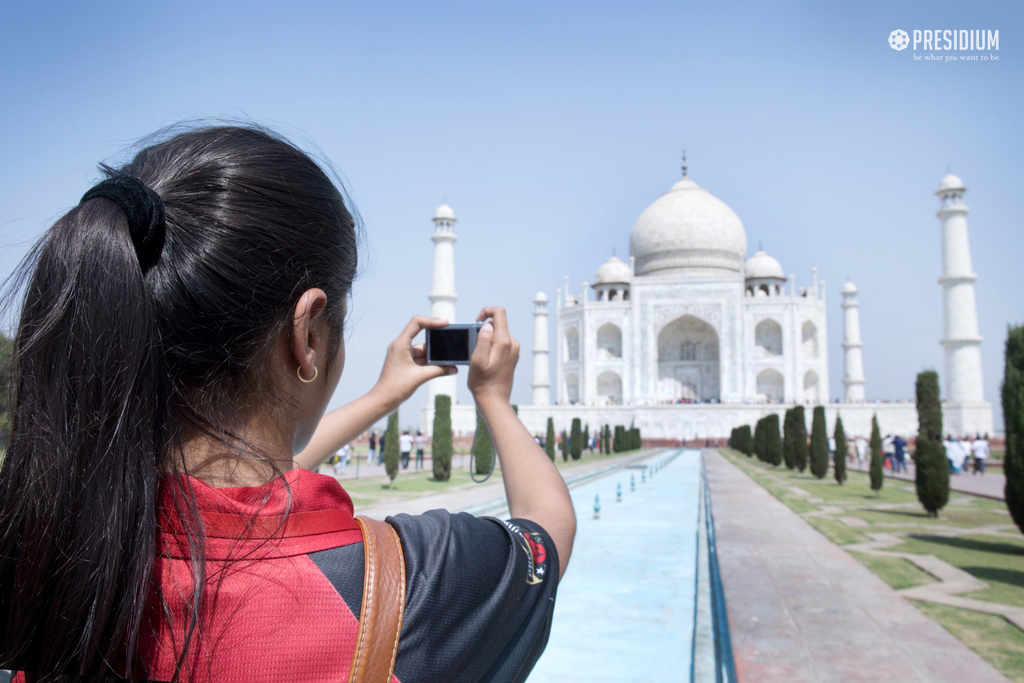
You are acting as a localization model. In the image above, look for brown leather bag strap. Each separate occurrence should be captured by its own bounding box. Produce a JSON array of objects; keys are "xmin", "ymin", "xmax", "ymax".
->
[{"xmin": 349, "ymin": 516, "xmax": 406, "ymax": 683}]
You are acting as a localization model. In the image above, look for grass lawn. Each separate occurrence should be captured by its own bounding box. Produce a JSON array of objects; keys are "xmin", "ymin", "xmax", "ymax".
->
[
  {"xmin": 912, "ymin": 601, "xmax": 1024, "ymax": 683},
  {"xmin": 719, "ymin": 447, "xmax": 1024, "ymax": 681}
]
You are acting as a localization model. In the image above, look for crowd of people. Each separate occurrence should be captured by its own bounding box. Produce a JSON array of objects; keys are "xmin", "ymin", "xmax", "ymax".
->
[{"xmin": 843, "ymin": 432, "xmax": 991, "ymax": 475}]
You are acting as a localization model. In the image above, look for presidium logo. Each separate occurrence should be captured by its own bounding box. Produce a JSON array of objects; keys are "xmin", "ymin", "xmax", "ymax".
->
[{"xmin": 889, "ymin": 30, "xmax": 910, "ymax": 51}]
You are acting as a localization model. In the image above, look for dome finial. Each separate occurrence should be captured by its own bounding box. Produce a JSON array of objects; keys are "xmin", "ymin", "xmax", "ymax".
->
[{"xmin": 681, "ymin": 149, "xmax": 688, "ymax": 177}]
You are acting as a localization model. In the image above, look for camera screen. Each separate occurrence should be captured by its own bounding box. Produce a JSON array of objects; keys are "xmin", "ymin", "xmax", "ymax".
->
[{"xmin": 429, "ymin": 328, "xmax": 471, "ymax": 361}]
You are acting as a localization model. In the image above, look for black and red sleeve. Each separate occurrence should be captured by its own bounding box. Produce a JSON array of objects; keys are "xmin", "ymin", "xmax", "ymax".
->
[{"xmin": 387, "ymin": 510, "xmax": 560, "ymax": 683}]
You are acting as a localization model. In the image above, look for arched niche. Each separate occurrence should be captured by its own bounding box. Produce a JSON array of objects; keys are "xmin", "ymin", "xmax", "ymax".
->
[
  {"xmin": 656, "ymin": 315, "xmax": 720, "ymax": 402},
  {"xmin": 754, "ymin": 319, "xmax": 783, "ymax": 357},
  {"xmin": 597, "ymin": 371, "xmax": 622, "ymax": 405},
  {"xmin": 802, "ymin": 321, "xmax": 818, "ymax": 357},
  {"xmin": 756, "ymin": 368, "xmax": 784, "ymax": 403},
  {"xmin": 565, "ymin": 326, "xmax": 580, "ymax": 361},
  {"xmin": 565, "ymin": 372, "xmax": 580, "ymax": 404},
  {"xmin": 804, "ymin": 369, "xmax": 820, "ymax": 403},
  {"xmin": 597, "ymin": 323, "xmax": 623, "ymax": 359}
]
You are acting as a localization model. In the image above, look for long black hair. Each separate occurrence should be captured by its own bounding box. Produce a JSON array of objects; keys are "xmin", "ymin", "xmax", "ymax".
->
[{"xmin": 0, "ymin": 125, "xmax": 358, "ymax": 680}]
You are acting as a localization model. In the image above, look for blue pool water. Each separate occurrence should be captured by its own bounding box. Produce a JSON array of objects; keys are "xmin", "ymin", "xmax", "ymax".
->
[{"xmin": 527, "ymin": 449, "xmax": 702, "ymax": 683}]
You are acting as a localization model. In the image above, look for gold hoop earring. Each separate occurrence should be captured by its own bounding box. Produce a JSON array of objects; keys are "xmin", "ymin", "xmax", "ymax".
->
[{"xmin": 297, "ymin": 365, "xmax": 318, "ymax": 383}]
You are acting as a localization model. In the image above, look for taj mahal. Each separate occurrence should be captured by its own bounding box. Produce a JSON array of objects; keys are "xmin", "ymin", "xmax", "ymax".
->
[{"xmin": 419, "ymin": 158, "xmax": 994, "ymax": 440}]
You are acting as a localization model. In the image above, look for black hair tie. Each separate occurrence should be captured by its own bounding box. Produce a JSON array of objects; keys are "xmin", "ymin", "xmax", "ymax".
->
[{"xmin": 80, "ymin": 175, "xmax": 166, "ymax": 273}]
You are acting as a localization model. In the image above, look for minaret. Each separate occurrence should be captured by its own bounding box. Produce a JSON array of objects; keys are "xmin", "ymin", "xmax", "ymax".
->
[
  {"xmin": 840, "ymin": 281, "xmax": 866, "ymax": 401},
  {"xmin": 936, "ymin": 172, "xmax": 985, "ymax": 405},
  {"xmin": 531, "ymin": 291, "xmax": 551, "ymax": 405},
  {"xmin": 428, "ymin": 202, "xmax": 458, "ymax": 405}
]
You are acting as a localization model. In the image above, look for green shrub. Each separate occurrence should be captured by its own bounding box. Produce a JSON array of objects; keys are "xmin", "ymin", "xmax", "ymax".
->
[
  {"xmin": 560, "ymin": 429, "xmax": 569, "ymax": 461},
  {"xmin": 833, "ymin": 415, "xmax": 847, "ymax": 485},
  {"xmin": 473, "ymin": 410, "xmax": 495, "ymax": 475},
  {"xmin": 763, "ymin": 414, "xmax": 782, "ymax": 466},
  {"xmin": 753, "ymin": 418, "xmax": 764, "ymax": 461},
  {"xmin": 869, "ymin": 414, "xmax": 884, "ymax": 496},
  {"xmin": 545, "ymin": 417, "xmax": 556, "ymax": 461},
  {"xmin": 792, "ymin": 406, "xmax": 808, "ymax": 472},
  {"xmin": 736, "ymin": 424, "xmax": 753, "ymax": 457},
  {"xmin": 570, "ymin": 418, "xmax": 582, "ymax": 460},
  {"xmin": 583, "ymin": 424, "xmax": 590, "ymax": 452},
  {"xmin": 432, "ymin": 394, "xmax": 453, "ymax": 481},
  {"xmin": 384, "ymin": 411, "xmax": 400, "ymax": 488},
  {"xmin": 915, "ymin": 371, "xmax": 950, "ymax": 517},
  {"xmin": 782, "ymin": 408, "xmax": 796, "ymax": 470},
  {"xmin": 809, "ymin": 406, "xmax": 829, "ymax": 479},
  {"xmin": 604, "ymin": 424, "xmax": 611, "ymax": 454},
  {"xmin": 1005, "ymin": 326, "xmax": 1024, "ymax": 534}
]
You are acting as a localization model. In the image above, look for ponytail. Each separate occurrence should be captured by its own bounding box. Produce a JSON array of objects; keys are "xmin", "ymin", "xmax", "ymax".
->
[{"xmin": 0, "ymin": 197, "xmax": 164, "ymax": 677}]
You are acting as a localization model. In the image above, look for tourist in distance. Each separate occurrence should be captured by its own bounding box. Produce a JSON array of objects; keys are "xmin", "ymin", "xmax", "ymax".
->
[
  {"xmin": 414, "ymin": 430, "xmax": 427, "ymax": 470},
  {"xmin": 855, "ymin": 436, "xmax": 868, "ymax": 470},
  {"xmin": 368, "ymin": 430, "xmax": 378, "ymax": 465},
  {"xmin": 944, "ymin": 434, "xmax": 966, "ymax": 473},
  {"xmin": 0, "ymin": 124, "xmax": 576, "ymax": 682},
  {"xmin": 400, "ymin": 429, "xmax": 414, "ymax": 469},
  {"xmin": 971, "ymin": 433, "xmax": 990, "ymax": 474},
  {"xmin": 892, "ymin": 434, "xmax": 908, "ymax": 474}
]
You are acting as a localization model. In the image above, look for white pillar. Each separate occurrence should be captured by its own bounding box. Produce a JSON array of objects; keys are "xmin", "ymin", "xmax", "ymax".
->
[
  {"xmin": 428, "ymin": 203, "xmax": 458, "ymax": 406},
  {"xmin": 811, "ymin": 267, "xmax": 819, "ymax": 299},
  {"xmin": 841, "ymin": 281, "xmax": 866, "ymax": 401},
  {"xmin": 937, "ymin": 174, "xmax": 984, "ymax": 404},
  {"xmin": 532, "ymin": 291, "xmax": 551, "ymax": 405}
]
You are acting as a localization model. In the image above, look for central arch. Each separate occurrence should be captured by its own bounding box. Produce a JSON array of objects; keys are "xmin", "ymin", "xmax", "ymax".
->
[{"xmin": 657, "ymin": 315, "xmax": 720, "ymax": 402}]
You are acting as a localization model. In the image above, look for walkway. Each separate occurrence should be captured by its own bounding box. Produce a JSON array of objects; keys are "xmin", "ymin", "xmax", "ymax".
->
[
  {"xmin": 848, "ymin": 459, "xmax": 1006, "ymax": 500},
  {"xmin": 705, "ymin": 450, "xmax": 1009, "ymax": 683},
  {"xmin": 528, "ymin": 450, "xmax": 702, "ymax": 682}
]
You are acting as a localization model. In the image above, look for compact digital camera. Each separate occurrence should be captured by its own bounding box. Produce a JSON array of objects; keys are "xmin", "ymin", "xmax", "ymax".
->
[{"xmin": 426, "ymin": 323, "xmax": 485, "ymax": 365}]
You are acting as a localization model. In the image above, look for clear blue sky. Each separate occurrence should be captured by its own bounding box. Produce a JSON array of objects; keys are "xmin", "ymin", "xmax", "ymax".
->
[{"xmin": 2, "ymin": 1, "xmax": 1021, "ymax": 430}]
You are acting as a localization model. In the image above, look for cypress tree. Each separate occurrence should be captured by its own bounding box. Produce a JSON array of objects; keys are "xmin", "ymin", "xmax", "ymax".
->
[
  {"xmin": 792, "ymin": 406, "xmax": 808, "ymax": 472},
  {"xmin": 560, "ymin": 429, "xmax": 569, "ymax": 461},
  {"xmin": 613, "ymin": 425, "xmax": 622, "ymax": 453},
  {"xmin": 583, "ymin": 424, "xmax": 590, "ymax": 452},
  {"xmin": 384, "ymin": 411, "xmax": 400, "ymax": 489},
  {"xmin": 737, "ymin": 425, "xmax": 753, "ymax": 457},
  {"xmin": 473, "ymin": 410, "xmax": 495, "ymax": 475},
  {"xmin": 869, "ymin": 414, "xmax": 884, "ymax": 496},
  {"xmin": 570, "ymin": 418, "xmax": 582, "ymax": 460},
  {"xmin": 545, "ymin": 417, "xmax": 556, "ymax": 461},
  {"xmin": 833, "ymin": 415, "xmax": 847, "ymax": 485},
  {"xmin": 915, "ymin": 371, "xmax": 949, "ymax": 517},
  {"xmin": 604, "ymin": 424, "xmax": 611, "ymax": 454},
  {"xmin": 809, "ymin": 405, "xmax": 829, "ymax": 479},
  {"xmin": 1003, "ymin": 326, "xmax": 1024, "ymax": 534},
  {"xmin": 764, "ymin": 413, "xmax": 782, "ymax": 466},
  {"xmin": 752, "ymin": 418, "xmax": 764, "ymax": 461},
  {"xmin": 432, "ymin": 394, "xmax": 453, "ymax": 481},
  {"xmin": 782, "ymin": 408, "xmax": 796, "ymax": 470},
  {"xmin": 730, "ymin": 427, "xmax": 738, "ymax": 451}
]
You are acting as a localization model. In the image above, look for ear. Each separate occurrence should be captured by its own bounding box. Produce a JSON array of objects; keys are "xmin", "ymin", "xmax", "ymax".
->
[{"xmin": 290, "ymin": 288, "xmax": 329, "ymax": 381}]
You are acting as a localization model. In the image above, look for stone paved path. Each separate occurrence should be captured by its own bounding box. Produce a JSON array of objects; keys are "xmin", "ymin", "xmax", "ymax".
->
[
  {"xmin": 705, "ymin": 450, "xmax": 1009, "ymax": 683},
  {"xmin": 528, "ymin": 450, "xmax": 700, "ymax": 682},
  {"xmin": 849, "ymin": 459, "xmax": 1007, "ymax": 500}
]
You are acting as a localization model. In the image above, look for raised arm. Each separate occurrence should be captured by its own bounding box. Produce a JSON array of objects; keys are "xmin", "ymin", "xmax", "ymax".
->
[
  {"xmin": 469, "ymin": 307, "xmax": 577, "ymax": 579},
  {"xmin": 294, "ymin": 316, "xmax": 455, "ymax": 471}
]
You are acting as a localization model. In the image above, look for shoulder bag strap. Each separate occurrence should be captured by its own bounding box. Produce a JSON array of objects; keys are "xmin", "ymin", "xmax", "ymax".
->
[{"xmin": 349, "ymin": 516, "xmax": 406, "ymax": 683}]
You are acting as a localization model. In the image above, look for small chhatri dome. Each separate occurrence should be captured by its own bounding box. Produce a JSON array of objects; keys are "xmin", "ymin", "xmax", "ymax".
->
[
  {"xmin": 595, "ymin": 255, "xmax": 631, "ymax": 285},
  {"xmin": 629, "ymin": 173, "xmax": 747, "ymax": 276},
  {"xmin": 938, "ymin": 172, "xmax": 965, "ymax": 193},
  {"xmin": 842, "ymin": 280, "xmax": 858, "ymax": 295},
  {"xmin": 533, "ymin": 290, "xmax": 548, "ymax": 303},
  {"xmin": 434, "ymin": 202, "xmax": 456, "ymax": 221},
  {"xmin": 744, "ymin": 250, "xmax": 785, "ymax": 280}
]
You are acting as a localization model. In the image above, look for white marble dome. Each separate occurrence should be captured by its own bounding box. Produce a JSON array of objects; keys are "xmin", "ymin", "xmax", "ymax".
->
[
  {"xmin": 534, "ymin": 290, "xmax": 548, "ymax": 303},
  {"xmin": 629, "ymin": 175, "xmax": 747, "ymax": 276},
  {"xmin": 595, "ymin": 255, "xmax": 631, "ymax": 284},
  {"xmin": 842, "ymin": 280, "xmax": 858, "ymax": 295},
  {"xmin": 744, "ymin": 250, "xmax": 785, "ymax": 280},
  {"xmin": 434, "ymin": 202, "xmax": 456, "ymax": 221},
  {"xmin": 938, "ymin": 173, "xmax": 965, "ymax": 193}
]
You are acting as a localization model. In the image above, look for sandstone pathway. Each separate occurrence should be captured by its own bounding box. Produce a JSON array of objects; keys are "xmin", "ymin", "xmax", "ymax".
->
[{"xmin": 705, "ymin": 449, "xmax": 1009, "ymax": 683}]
